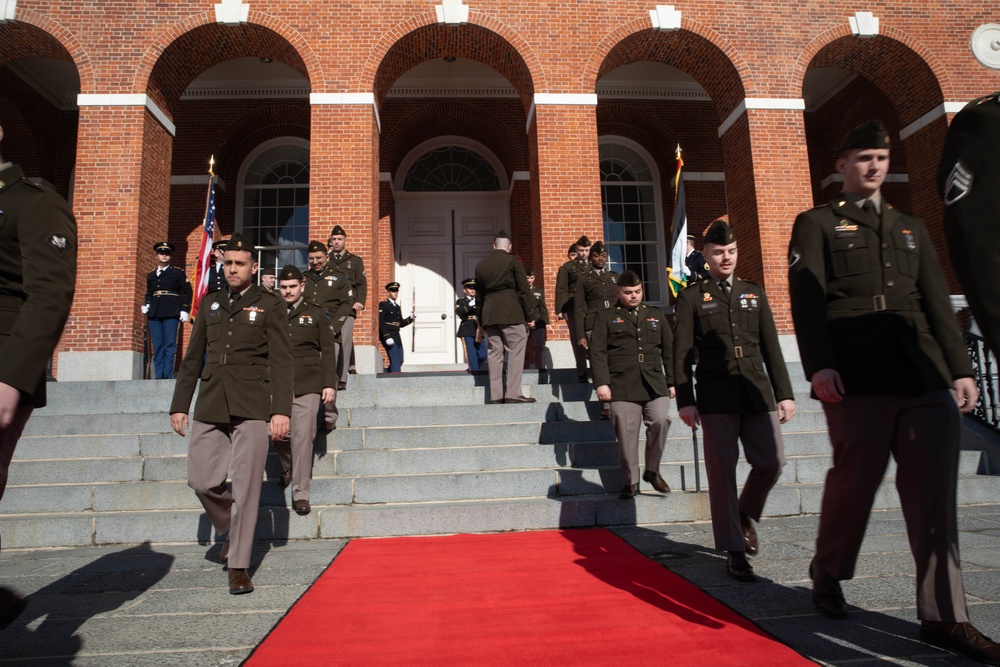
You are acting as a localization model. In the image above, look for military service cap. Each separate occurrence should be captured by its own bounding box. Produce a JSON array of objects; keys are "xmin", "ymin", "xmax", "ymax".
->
[
  {"xmin": 307, "ymin": 240, "xmax": 327, "ymax": 253},
  {"xmin": 153, "ymin": 241, "xmax": 175, "ymax": 254},
  {"xmin": 590, "ymin": 240, "xmax": 607, "ymax": 254},
  {"xmin": 213, "ymin": 239, "xmax": 228, "ymax": 250},
  {"xmin": 840, "ymin": 120, "xmax": 891, "ymax": 151},
  {"xmin": 226, "ymin": 233, "xmax": 254, "ymax": 252},
  {"xmin": 385, "ymin": 281, "xmax": 401, "ymax": 291},
  {"xmin": 686, "ymin": 234, "xmax": 695, "ymax": 241},
  {"xmin": 568, "ymin": 243, "xmax": 577, "ymax": 256},
  {"xmin": 461, "ymin": 278, "xmax": 476, "ymax": 288},
  {"xmin": 279, "ymin": 265, "xmax": 303, "ymax": 281},
  {"xmin": 618, "ymin": 270, "xmax": 642, "ymax": 287},
  {"xmin": 704, "ymin": 219, "xmax": 736, "ymax": 246},
  {"xmin": 576, "ymin": 235, "xmax": 591, "ymax": 247},
  {"xmin": 329, "ymin": 225, "xmax": 347, "ymax": 237}
]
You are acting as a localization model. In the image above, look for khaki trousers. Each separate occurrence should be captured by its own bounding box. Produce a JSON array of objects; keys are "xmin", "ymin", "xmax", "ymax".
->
[
  {"xmin": 609, "ymin": 396, "xmax": 671, "ymax": 485},
  {"xmin": 565, "ymin": 315, "xmax": 588, "ymax": 376},
  {"xmin": 272, "ymin": 393, "xmax": 320, "ymax": 501},
  {"xmin": 700, "ymin": 412, "xmax": 785, "ymax": 552},
  {"xmin": 324, "ymin": 341, "xmax": 341, "ymax": 426},
  {"xmin": 187, "ymin": 419, "xmax": 268, "ymax": 570},
  {"xmin": 483, "ymin": 323, "xmax": 527, "ymax": 401},
  {"xmin": 337, "ymin": 315, "xmax": 355, "ymax": 385},
  {"xmin": 0, "ymin": 404, "xmax": 33, "ymax": 552}
]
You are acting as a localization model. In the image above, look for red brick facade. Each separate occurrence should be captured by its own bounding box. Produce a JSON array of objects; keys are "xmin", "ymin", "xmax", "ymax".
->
[{"xmin": 1, "ymin": 1, "xmax": 998, "ymax": 377}]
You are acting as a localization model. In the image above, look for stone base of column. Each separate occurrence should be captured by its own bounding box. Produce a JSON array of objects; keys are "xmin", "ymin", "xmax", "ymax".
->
[
  {"xmin": 353, "ymin": 345, "xmax": 381, "ymax": 375},
  {"xmin": 58, "ymin": 351, "xmax": 144, "ymax": 381}
]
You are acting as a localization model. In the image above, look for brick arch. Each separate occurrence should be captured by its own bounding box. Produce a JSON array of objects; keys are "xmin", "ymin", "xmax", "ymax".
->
[
  {"xmin": 0, "ymin": 11, "xmax": 91, "ymax": 91},
  {"xmin": 381, "ymin": 100, "xmax": 527, "ymax": 178},
  {"xmin": 585, "ymin": 18, "xmax": 753, "ymax": 120},
  {"xmin": 365, "ymin": 12, "xmax": 542, "ymax": 113},
  {"xmin": 797, "ymin": 29, "xmax": 948, "ymax": 126},
  {"xmin": 597, "ymin": 104, "xmax": 676, "ymax": 177},
  {"xmin": 135, "ymin": 11, "xmax": 321, "ymax": 116}
]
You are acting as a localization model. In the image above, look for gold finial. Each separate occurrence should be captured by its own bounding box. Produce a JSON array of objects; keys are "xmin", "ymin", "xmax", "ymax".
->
[
  {"xmin": 208, "ymin": 155, "xmax": 215, "ymax": 177},
  {"xmin": 675, "ymin": 144, "xmax": 682, "ymax": 160}
]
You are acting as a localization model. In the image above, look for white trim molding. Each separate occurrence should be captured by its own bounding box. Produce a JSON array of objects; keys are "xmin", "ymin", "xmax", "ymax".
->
[
  {"xmin": 849, "ymin": 11, "xmax": 879, "ymax": 38},
  {"xmin": 899, "ymin": 102, "xmax": 968, "ymax": 140},
  {"xmin": 508, "ymin": 171, "xmax": 530, "ymax": 200},
  {"xmin": 310, "ymin": 92, "xmax": 381, "ymax": 132},
  {"xmin": 820, "ymin": 172, "xmax": 909, "ymax": 189},
  {"xmin": 1, "ymin": 0, "xmax": 17, "ymax": 21},
  {"xmin": 683, "ymin": 171, "xmax": 726, "ymax": 182},
  {"xmin": 76, "ymin": 94, "xmax": 176, "ymax": 136},
  {"xmin": 526, "ymin": 93, "xmax": 599, "ymax": 133},
  {"xmin": 378, "ymin": 172, "xmax": 394, "ymax": 196},
  {"xmin": 215, "ymin": 0, "xmax": 249, "ymax": 24},
  {"xmin": 718, "ymin": 98, "xmax": 805, "ymax": 137},
  {"xmin": 436, "ymin": 0, "xmax": 469, "ymax": 24},
  {"xmin": 650, "ymin": 5, "xmax": 682, "ymax": 31},
  {"xmin": 171, "ymin": 174, "xmax": 227, "ymax": 190}
]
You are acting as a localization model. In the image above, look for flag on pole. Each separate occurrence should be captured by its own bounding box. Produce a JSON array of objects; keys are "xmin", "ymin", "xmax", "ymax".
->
[
  {"xmin": 667, "ymin": 145, "xmax": 687, "ymax": 298},
  {"xmin": 191, "ymin": 156, "xmax": 217, "ymax": 318}
]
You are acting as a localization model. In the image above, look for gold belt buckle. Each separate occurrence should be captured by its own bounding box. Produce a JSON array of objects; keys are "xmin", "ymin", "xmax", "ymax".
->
[
  {"xmin": 873, "ymin": 294, "xmax": 887, "ymax": 311},
  {"xmin": 638, "ymin": 353, "xmax": 644, "ymax": 362},
  {"xmin": 219, "ymin": 354, "xmax": 227, "ymax": 365},
  {"xmin": 734, "ymin": 346, "xmax": 744, "ymax": 358}
]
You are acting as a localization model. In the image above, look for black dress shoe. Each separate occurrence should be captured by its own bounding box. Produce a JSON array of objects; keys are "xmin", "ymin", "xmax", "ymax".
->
[
  {"xmin": 577, "ymin": 374, "xmax": 588, "ymax": 384},
  {"xmin": 727, "ymin": 551, "xmax": 756, "ymax": 582},
  {"xmin": 921, "ymin": 620, "xmax": 1000, "ymax": 665},
  {"xmin": 219, "ymin": 539, "xmax": 230, "ymax": 564},
  {"xmin": 740, "ymin": 512, "xmax": 759, "ymax": 555},
  {"xmin": 338, "ymin": 381, "xmax": 347, "ymax": 391},
  {"xmin": 619, "ymin": 483, "xmax": 638, "ymax": 499},
  {"xmin": 810, "ymin": 560, "xmax": 848, "ymax": 619},
  {"xmin": 279, "ymin": 471, "xmax": 292, "ymax": 488},
  {"xmin": 293, "ymin": 499, "xmax": 311, "ymax": 516},
  {"xmin": 642, "ymin": 470, "xmax": 670, "ymax": 493},
  {"xmin": 489, "ymin": 399, "xmax": 505, "ymax": 404},
  {"xmin": 0, "ymin": 587, "xmax": 26, "ymax": 630},
  {"xmin": 228, "ymin": 568, "xmax": 254, "ymax": 595},
  {"xmin": 599, "ymin": 407, "xmax": 611, "ymax": 420},
  {"xmin": 505, "ymin": 396, "xmax": 536, "ymax": 403}
]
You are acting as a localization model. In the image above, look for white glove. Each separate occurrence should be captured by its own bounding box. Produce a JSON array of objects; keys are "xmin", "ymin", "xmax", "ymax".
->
[
  {"xmin": 385, "ymin": 338, "xmax": 395, "ymax": 347},
  {"xmin": 141, "ymin": 305, "xmax": 149, "ymax": 315},
  {"xmin": 179, "ymin": 311, "xmax": 189, "ymax": 322},
  {"xmin": 411, "ymin": 311, "xmax": 417, "ymax": 320}
]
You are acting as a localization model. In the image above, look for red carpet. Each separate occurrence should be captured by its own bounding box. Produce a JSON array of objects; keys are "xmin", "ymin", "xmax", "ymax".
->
[{"xmin": 245, "ymin": 529, "xmax": 812, "ymax": 666}]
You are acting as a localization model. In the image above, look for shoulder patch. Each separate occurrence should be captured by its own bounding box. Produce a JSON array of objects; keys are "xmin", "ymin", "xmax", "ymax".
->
[{"xmin": 49, "ymin": 234, "xmax": 71, "ymax": 257}]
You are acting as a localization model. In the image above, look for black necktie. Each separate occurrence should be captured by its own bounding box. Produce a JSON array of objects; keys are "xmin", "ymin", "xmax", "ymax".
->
[
  {"xmin": 229, "ymin": 291, "xmax": 239, "ymax": 308},
  {"xmin": 862, "ymin": 199, "xmax": 877, "ymax": 218},
  {"xmin": 719, "ymin": 280, "xmax": 730, "ymax": 297}
]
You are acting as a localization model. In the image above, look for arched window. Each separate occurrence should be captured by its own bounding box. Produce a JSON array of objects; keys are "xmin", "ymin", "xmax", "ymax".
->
[
  {"xmin": 403, "ymin": 146, "xmax": 502, "ymax": 192},
  {"xmin": 238, "ymin": 139, "xmax": 310, "ymax": 274},
  {"xmin": 600, "ymin": 140, "xmax": 666, "ymax": 304}
]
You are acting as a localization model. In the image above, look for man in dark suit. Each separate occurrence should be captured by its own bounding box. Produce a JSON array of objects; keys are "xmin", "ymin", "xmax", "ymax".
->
[
  {"xmin": 208, "ymin": 239, "xmax": 228, "ymax": 293},
  {"xmin": 169, "ymin": 233, "xmax": 293, "ymax": 595},
  {"xmin": 143, "ymin": 242, "xmax": 192, "ymax": 379},
  {"xmin": 475, "ymin": 230, "xmax": 534, "ymax": 403},
  {"xmin": 674, "ymin": 219, "xmax": 795, "ymax": 583},
  {"xmin": 378, "ymin": 282, "xmax": 413, "ymax": 373},
  {"xmin": 455, "ymin": 278, "xmax": 486, "ymax": 372},
  {"xmin": 0, "ymin": 121, "xmax": 77, "ymax": 627},
  {"xmin": 789, "ymin": 120, "xmax": 1000, "ymax": 664},
  {"xmin": 273, "ymin": 265, "xmax": 337, "ymax": 516},
  {"xmin": 684, "ymin": 234, "xmax": 711, "ymax": 282},
  {"xmin": 574, "ymin": 241, "xmax": 619, "ymax": 418},
  {"xmin": 590, "ymin": 270, "xmax": 673, "ymax": 500},
  {"xmin": 327, "ymin": 225, "xmax": 367, "ymax": 390},
  {"xmin": 555, "ymin": 237, "xmax": 591, "ymax": 382}
]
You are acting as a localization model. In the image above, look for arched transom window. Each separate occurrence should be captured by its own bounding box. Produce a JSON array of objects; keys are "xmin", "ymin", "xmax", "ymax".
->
[
  {"xmin": 403, "ymin": 146, "xmax": 502, "ymax": 192},
  {"xmin": 240, "ymin": 141, "xmax": 310, "ymax": 272}
]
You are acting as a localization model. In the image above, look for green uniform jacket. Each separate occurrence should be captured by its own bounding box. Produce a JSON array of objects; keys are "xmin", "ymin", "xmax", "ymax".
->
[
  {"xmin": 329, "ymin": 250, "xmax": 366, "ymax": 314},
  {"xmin": 286, "ymin": 299, "xmax": 338, "ymax": 396},
  {"xmin": 0, "ymin": 164, "xmax": 77, "ymax": 408},
  {"xmin": 574, "ymin": 268, "xmax": 619, "ymax": 335},
  {"xmin": 303, "ymin": 267, "xmax": 354, "ymax": 334},
  {"xmin": 673, "ymin": 277, "xmax": 793, "ymax": 414},
  {"xmin": 474, "ymin": 250, "xmax": 530, "ymax": 326},
  {"xmin": 788, "ymin": 194, "xmax": 972, "ymax": 395},
  {"xmin": 525, "ymin": 287, "xmax": 550, "ymax": 327},
  {"xmin": 554, "ymin": 259, "xmax": 588, "ymax": 313},
  {"xmin": 170, "ymin": 286, "xmax": 294, "ymax": 422},
  {"xmin": 590, "ymin": 303, "xmax": 672, "ymax": 402}
]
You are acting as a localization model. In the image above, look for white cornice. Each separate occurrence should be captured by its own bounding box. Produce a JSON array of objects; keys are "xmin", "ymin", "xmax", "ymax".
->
[
  {"xmin": 899, "ymin": 102, "xmax": 968, "ymax": 139},
  {"xmin": 820, "ymin": 172, "xmax": 908, "ymax": 189},
  {"xmin": 76, "ymin": 94, "xmax": 175, "ymax": 136},
  {"xmin": 718, "ymin": 98, "xmax": 805, "ymax": 137}
]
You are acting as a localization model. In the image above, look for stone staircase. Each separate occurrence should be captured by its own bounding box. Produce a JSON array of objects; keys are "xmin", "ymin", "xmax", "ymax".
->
[{"xmin": 2, "ymin": 364, "xmax": 997, "ymax": 549}]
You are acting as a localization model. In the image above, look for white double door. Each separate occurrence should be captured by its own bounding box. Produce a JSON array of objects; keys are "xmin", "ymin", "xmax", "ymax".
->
[{"xmin": 394, "ymin": 194, "xmax": 509, "ymax": 367}]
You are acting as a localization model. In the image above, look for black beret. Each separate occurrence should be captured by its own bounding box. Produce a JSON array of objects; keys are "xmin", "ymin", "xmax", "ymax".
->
[
  {"xmin": 153, "ymin": 241, "xmax": 175, "ymax": 254},
  {"xmin": 307, "ymin": 240, "xmax": 327, "ymax": 253},
  {"xmin": 590, "ymin": 240, "xmax": 606, "ymax": 254},
  {"xmin": 329, "ymin": 225, "xmax": 347, "ymax": 237},
  {"xmin": 226, "ymin": 233, "xmax": 254, "ymax": 252},
  {"xmin": 279, "ymin": 265, "xmax": 303, "ymax": 282},
  {"xmin": 840, "ymin": 120, "xmax": 891, "ymax": 151},
  {"xmin": 576, "ymin": 235, "xmax": 591, "ymax": 247},
  {"xmin": 385, "ymin": 281, "xmax": 400, "ymax": 291},
  {"xmin": 213, "ymin": 239, "xmax": 228, "ymax": 250},
  {"xmin": 704, "ymin": 219, "xmax": 736, "ymax": 245},
  {"xmin": 462, "ymin": 278, "xmax": 476, "ymax": 288},
  {"xmin": 618, "ymin": 270, "xmax": 642, "ymax": 287}
]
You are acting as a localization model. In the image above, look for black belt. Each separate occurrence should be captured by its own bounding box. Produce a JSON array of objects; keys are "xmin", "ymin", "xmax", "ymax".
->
[
  {"xmin": 827, "ymin": 295, "xmax": 919, "ymax": 313},
  {"xmin": 700, "ymin": 344, "xmax": 759, "ymax": 360},
  {"xmin": 292, "ymin": 351, "xmax": 320, "ymax": 359},
  {"xmin": 207, "ymin": 353, "xmax": 266, "ymax": 366}
]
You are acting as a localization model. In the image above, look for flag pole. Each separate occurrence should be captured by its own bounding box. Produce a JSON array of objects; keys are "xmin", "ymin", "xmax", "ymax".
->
[{"xmin": 191, "ymin": 156, "xmax": 218, "ymax": 318}]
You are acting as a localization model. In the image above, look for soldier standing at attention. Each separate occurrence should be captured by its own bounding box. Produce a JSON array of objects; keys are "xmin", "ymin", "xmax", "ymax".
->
[
  {"xmin": 303, "ymin": 239, "xmax": 353, "ymax": 429},
  {"xmin": 169, "ymin": 233, "xmax": 293, "ymax": 595},
  {"xmin": 789, "ymin": 120, "xmax": 1000, "ymax": 664},
  {"xmin": 555, "ymin": 237, "xmax": 591, "ymax": 383},
  {"xmin": 273, "ymin": 265, "xmax": 337, "ymax": 517},
  {"xmin": 327, "ymin": 225, "xmax": 367, "ymax": 390},
  {"xmin": 684, "ymin": 234, "xmax": 711, "ymax": 282},
  {"xmin": 143, "ymin": 242, "xmax": 192, "ymax": 379},
  {"xmin": 674, "ymin": 218, "xmax": 795, "ymax": 583},
  {"xmin": 589, "ymin": 270, "xmax": 672, "ymax": 500},
  {"xmin": 524, "ymin": 268, "xmax": 554, "ymax": 372},
  {"xmin": 475, "ymin": 230, "xmax": 534, "ymax": 403},
  {"xmin": 456, "ymin": 278, "xmax": 486, "ymax": 372},
  {"xmin": 574, "ymin": 240, "xmax": 619, "ymax": 418},
  {"xmin": 378, "ymin": 282, "xmax": 413, "ymax": 373},
  {"xmin": 208, "ymin": 239, "xmax": 228, "ymax": 293},
  {"xmin": 0, "ymin": 120, "xmax": 77, "ymax": 627}
]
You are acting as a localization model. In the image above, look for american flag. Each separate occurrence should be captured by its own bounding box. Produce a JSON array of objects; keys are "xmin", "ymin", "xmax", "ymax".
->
[{"xmin": 191, "ymin": 168, "xmax": 217, "ymax": 317}]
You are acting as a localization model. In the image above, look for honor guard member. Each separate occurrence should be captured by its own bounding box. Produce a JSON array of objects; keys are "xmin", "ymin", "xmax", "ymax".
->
[
  {"xmin": 938, "ymin": 93, "xmax": 1000, "ymax": 356},
  {"xmin": 674, "ymin": 219, "xmax": 795, "ymax": 583},
  {"xmin": 524, "ymin": 268, "xmax": 554, "ymax": 372},
  {"xmin": 684, "ymin": 235, "xmax": 711, "ymax": 281},
  {"xmin": 142, "ymin": 242, "xmax": 193, "ymax": 379},
  {"xmin": 555, "ymin": 237, "xmax": 592, "ymax": 382},
  {"xmin": 0, "ymin": 123, "xmax": 77, "ymax": 627},
  {"xmin": 378, "ymin": 282, "xmax": 413, "ymax": 372},
  {"xmin": 208, "ymin": 239, "xmax": 228, "ymax": 293},
  {"xmin": 789, "ymin": 121, "xmax": 1000, "ymax": 664},
  {"xmin": 574, "ymin": 240, "xmax": 619, "ymax": 418},
  {"xmin": 475, "ymin": 230, "xmax": 534, "ymax": 403},
  {"xmin": 327, "ymin": 225, "xmax": 367, "ymax": 390},
  {"xmin": 169, "ymin": 233, "xmax": 293, "ymax": 595},
  {"xmin": 589, "ymin": 270, "xmax": 673, "ymax": 500},
  {"xmin": 456, "ymin": 278, "xmax": 486, "ymax": 372},
  {"xmin": 303, "ymin": 239, "xmax": 354, "ymax": 429},
  {"xmin": 273, "ymin": 265, "xmax": 337, "ymax": 516}
]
